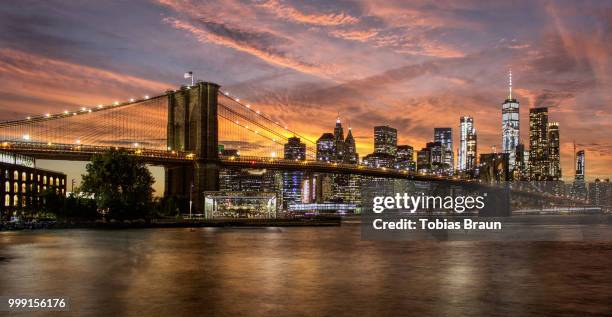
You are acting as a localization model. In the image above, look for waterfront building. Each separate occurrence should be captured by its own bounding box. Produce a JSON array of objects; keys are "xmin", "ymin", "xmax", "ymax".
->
[
  {"xmin": 0, "ymin": 151, "xmax": 67, "ymax": 220},
  {"xmin": 529, "ymin": 107, "xmax": 549, "ymax": 180},
  {"xmin": 502, "ymin": 70, "xmax": 520, "ymax": 171},
  {"xmin": 374, "ymin": 126, "xmax": 397, "ymax": 156},
  {"xmin": 434, "ymin": 127, "xmax": 454, "ymax": 172}
]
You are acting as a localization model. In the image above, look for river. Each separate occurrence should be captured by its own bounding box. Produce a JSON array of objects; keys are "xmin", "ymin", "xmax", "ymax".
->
[{"xmin": 1, "ymin": 225, "xmax": 611, "ymax": 316}]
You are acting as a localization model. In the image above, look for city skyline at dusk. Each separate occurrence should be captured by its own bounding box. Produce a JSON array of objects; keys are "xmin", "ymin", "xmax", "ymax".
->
[{"xmin": 1, "ymin": 0, "xmax": 611, "ymax": 182}]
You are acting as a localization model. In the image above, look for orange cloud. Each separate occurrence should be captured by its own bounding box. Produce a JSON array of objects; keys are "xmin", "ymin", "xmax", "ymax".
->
[
  {"xmin": 257, "ymin": 0, "xmax": 359, "ymax": 26},
  {"xmin": 164, "ymin": 17, "xmax": 337, "ymax": 78}
]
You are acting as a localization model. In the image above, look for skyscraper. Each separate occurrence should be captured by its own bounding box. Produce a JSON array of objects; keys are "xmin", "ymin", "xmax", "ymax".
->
[
  {"xmin": 333, "ymin": 117, "xmax": 346, "ymax": 161},
  {"xmin": 344, "ymin": 127, "xmax": 358, "ymax": 164},
  {"xmin": 458, "ymin": 117, "xmax": 477, "ymax": 171},
  {"xmin": 374, "ymin": 126, "xmax": 397, "ymax": 156},
  {"xmin": 502, "ymin": 69, "xmax": 520, "ymax": 171},
  {"xmin": 316, "ymin": 133, "xmax": 336, "ymax": 162},
  {"xmin": 434, "ymin": 127, "xmax": 454, "ymax": 172},
  {"xmin": 396, "ymin": 145, "xmax": 415, "ymax": 170},
  {"xmin": 529, "ymin": 107, "xmax": 549, "ymax": 180},
  {"xmin": 284, "ymin": 137, "xmax": 306, "ymax": 160},
  {"xmin": 466, "ymin": 131, "xmax": 477, "ymax": 171},
  {"xmin": 547, "ymin": 122, "xmax": 561, "ymax": 180},
  {"xmin": 573, "ymin": 150, "xmax": 586, "ymax": 198}
]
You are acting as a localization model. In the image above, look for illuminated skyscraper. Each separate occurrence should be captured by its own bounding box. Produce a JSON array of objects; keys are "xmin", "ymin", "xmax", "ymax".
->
[
  {"xmin": 466, "ymin": 130, "xmax": 477, "ymax": 171},
  {"xmin": 333, "ymin": 117, "xmax": 346, "ymax": 161},
  {"xmin": 547, "ymin": 122, "xmax": 561, "ymax": 180},
  {"xmin": 502, "ymin": 69, "xmax": 520, "ymax": 171},
  {"xmin": 284, "ymin": 137, "xmax": 306, "ymax": 160},
  {"xmin": 458, "ymin": 116, "xmax": 477, "ymax": 171},
  {"xmin": 434, "ymin": 128, "xmax": 454, "ymax": 172},
  {"xmin": 573, "ymin": 150, "xmax": 586, "ymax": 198},
  {"xmin": 374, "ymin": 126, "xmax": 397, "ymax": 156},
  {"xmin": 529, "ymin": 107, "xmax": 549, "ymax": 180},
  {"xmin": 316, "ymin": 133, "xmax": 335, "ymax": 162}
]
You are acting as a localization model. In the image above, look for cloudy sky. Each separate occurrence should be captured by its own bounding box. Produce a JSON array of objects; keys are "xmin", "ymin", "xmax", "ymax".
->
[{"xmin": 1, "ymin": 0, "xmax": 611, "ymax": 189}]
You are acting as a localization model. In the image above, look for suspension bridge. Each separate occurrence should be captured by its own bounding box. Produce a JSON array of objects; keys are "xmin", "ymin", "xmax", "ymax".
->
[{"xmin": 0, "ymin": 81, "xmax": 581, "ymax": 212}]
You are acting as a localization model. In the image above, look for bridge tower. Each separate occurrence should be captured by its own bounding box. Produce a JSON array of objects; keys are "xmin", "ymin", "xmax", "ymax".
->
[{"xmin": 165, "ymin": 82, "xmax": 220, "ymax": 213}]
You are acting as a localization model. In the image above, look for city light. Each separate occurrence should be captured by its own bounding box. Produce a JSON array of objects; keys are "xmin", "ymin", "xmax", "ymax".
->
[
  {"xmin": 133, "ymin": 142, "xmax": 139, "ymax": 147},
  {"xmin": 26, "ymin": 116, "xmax": 31, "ymax": 120},
  {"xmin": 129, "ymin": 98, "xmax": 135, "ymax": 102},
  {"xmin": 64, "ymin": 110, "xmax": 69, "ymax": 114},
  {"xmin": 22, "ymin": 134, "xmax": 30, "ymax": 140},
  {"xmin": 45, "ymin": 113, "xmax": 50, "ymax": 118},
  {"xmin": 75, "ymin": 139, "xmax": 81, "ymax": 144},
  {"xmin": 114, "ymin": 101, "xmax": 119, "ymax": 105},
  {"xmin": 145, "ymin": 95, "xmax": 150, "ymax": 99},
  {"xmin": 98, "ymin": 104, "xmax": 104, "ymax": 108}
]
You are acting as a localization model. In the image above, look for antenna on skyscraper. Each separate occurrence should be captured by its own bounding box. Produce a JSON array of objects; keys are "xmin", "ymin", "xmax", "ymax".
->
[{"xmin": 508, "ymin": 68, "xmax": 513, "ymax": 99}]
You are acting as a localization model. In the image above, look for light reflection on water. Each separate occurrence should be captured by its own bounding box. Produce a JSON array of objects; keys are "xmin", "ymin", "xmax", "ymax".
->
[{"xmin": 1, "ymin": 226, "xmax": 611, "ymax": 317}]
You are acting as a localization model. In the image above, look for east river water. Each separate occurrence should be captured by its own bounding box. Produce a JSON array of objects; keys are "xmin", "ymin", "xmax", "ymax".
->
[{"xmin": 1, "ymin": 224, "xmax": 611, "ymax": 316}]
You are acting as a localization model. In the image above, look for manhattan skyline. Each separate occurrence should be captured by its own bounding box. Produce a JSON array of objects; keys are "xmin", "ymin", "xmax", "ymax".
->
[{"xmin": 0, "ymin": 0, "xmax": 611, "ymax": 182}]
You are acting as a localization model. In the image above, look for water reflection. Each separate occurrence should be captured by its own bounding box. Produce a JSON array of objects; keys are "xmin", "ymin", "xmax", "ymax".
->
[{"xmin": 1, "ymin": 227, "xmax": 611, "ymax": 316}]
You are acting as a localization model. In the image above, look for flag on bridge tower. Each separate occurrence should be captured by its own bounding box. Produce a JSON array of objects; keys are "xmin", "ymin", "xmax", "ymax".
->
[{"xmin": 184, "ymin": 71, "xmax": 194, "ymax": 86}]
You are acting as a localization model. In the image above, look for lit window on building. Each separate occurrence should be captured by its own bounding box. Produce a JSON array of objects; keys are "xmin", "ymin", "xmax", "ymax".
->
[
  {"xmin": 21, "ymin": 172, "xmax": 26, "ymax": 181},
  {"xmin": 4, "ymin": 181, "xmax": 9, "ymax": 192},
  {"xmin": 37, "ymin": 175, "xmax": 40, "ymax": 182},
  {"xmin": 13, "ymin": 182, "xmax": 18, "ymax": 193},
  {"xmin": 30, "ymin": 173, "xmax": 33, "ymax": 181},
  {"xmin": 4, "ymin": 194, "xmax": 9, "ymax": 207},
  {"xmin": 13, "ymin": 195, "xmax": 18, "ymax": 207},
  {"xmin": 55, "ymin": 179, "xmax": 59, "ymax": 186},
  {"xmin": 21, "ymin": 183, "xmax": 26, "ymax": 193},
  {"xmin": 50, "ymin": 177, "xmax": 54, "ymax": 186},
  {"xmin": 43, "ymin": 176, "xmax": 47, "ymax": 184},
  {"xmin": 13, "ymin": 171, "xmax": 18, "ymax": 180}
]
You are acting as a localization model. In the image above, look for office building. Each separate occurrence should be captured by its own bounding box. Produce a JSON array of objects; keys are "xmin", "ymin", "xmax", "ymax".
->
[
  {"xmin": 316, "ymin": 133, "xmax": 336, "ymax": 162},
  {"xmin": 374, "ymin": 126, "xmax": 397, "ymax": 156},
  {"xmin": 284, "ymin": 137, "xmax": 306, "ymax": 160},
  {"xmin": 502, "ymin": 70, "xmax": 520, "ymax": 171},
  {"xmin": 547, "ymin": 122, "xmax": 561, "ymax": 180},
  {"xmin": 434, "ymin": 127, "xmax": 454, "ymax": 172},
  {"xmin": 395, "ymin": 145, "xmax": 415, "ymax": 171},
  {"xmin": 529, "ymin": 107, "xmax": 549, "ymax": 180}
]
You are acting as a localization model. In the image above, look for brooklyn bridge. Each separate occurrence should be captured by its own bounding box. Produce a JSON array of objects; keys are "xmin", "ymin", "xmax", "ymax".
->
[{"xmin": 0, "ymin": 81, "xmax": 583, "ymax": 213}]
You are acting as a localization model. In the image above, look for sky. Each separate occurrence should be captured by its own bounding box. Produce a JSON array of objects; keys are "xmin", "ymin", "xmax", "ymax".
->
[{"xmin": 1, "ymin": 0, "xmax": 611, "ymax": 193}]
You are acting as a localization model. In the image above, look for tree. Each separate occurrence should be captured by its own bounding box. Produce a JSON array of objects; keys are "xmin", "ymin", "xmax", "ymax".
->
[{"xmin": 80, "ymin": 149, "xmax": 155, "ymax": 219}]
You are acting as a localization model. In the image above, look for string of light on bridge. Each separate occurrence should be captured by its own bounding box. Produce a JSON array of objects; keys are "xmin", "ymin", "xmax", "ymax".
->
[{"xmin": 218, "ymin": 89, "xmax": 316, "ymax": 146}]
